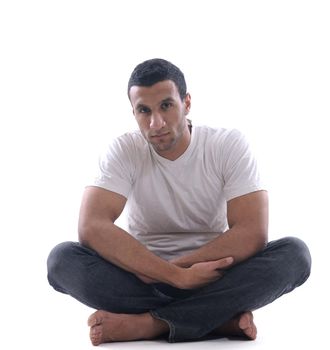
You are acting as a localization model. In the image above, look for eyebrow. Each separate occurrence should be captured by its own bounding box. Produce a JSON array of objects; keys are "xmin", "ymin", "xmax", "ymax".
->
[
  {"xmin": 135, "ymin": 103, "xmax": 150, "ymax": 111},
  {"xmin": 161, "ymin": 97, "xmax": 175, "ymax": 104},
  {"xmin": 135, "ymin": 97, "xmax": 175, "ymax": 110}
]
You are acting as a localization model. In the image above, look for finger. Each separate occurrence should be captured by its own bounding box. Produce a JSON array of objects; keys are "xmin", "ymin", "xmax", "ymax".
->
[{"xmin": 213, "ymin": 257, "xmax": 234, "ymax": 269}]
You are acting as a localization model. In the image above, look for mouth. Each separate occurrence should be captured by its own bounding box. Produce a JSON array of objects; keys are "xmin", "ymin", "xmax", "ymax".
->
[{"xmin": 150, "ymin": 132, "xmax": 170, "ymax": 139}]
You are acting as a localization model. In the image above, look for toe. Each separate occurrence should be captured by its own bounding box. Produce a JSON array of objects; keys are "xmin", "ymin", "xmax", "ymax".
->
[
  {"xmin": 238, "ymin": 312, "xmax": 253, "ymax": 329},
  {"xmin": 238, "ymin": 312, "xmax": 257, "ymax": 340},
  {"xmin": 88, "ymin": 311, "xmax": 103, "ymax": 327},
  {"xmin": 90, "ymin": 325, "xmax": 102, "ymax": 346},
  {"xmin": 245, "ymin": 327, "xmax": 254, "ymax": 339}
]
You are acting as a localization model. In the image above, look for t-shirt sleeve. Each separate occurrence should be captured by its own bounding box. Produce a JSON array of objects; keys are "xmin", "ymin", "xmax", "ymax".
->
[
  {"xmin": 91, "ymin": 136, "xmax": 135, "ymax": 198},
  {"xmin": 220, "ymin": 129, "xmax": 264, "ymax": 201}
]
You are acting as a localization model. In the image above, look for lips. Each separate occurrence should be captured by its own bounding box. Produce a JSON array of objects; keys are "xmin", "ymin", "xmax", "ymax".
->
[{"xmin": 150, "ymin": 132, "xmax": 170, "ymax": 138}]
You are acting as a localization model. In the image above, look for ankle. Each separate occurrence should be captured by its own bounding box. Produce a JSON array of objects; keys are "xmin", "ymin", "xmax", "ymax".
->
[{"xmin": 143, "ymin": 313, "xmax": 169, "ymax": 339}]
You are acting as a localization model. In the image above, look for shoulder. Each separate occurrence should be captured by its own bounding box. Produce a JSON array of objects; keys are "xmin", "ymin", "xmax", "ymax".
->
[
  {"xmin": 98, "ymin": 130, "xmax": 148, "ymax": 175},
  {"xmin": 105, "ymin": 130, "xmax": 148, "ymax": 157},
  {"xmin": 194, "ymin": 125, "xmax": 246, "ymax": 149},
  {"xmin": 111, "ymin": 130, "xmax": 146, "ymax": 148},
  {"xmin": 193, "ymin": 126, "xmax": 254, "ymax": 175}
]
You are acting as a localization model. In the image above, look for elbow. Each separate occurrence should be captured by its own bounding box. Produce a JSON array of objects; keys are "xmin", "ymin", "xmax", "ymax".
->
[
  {"xmin": 78, "ymin": 221, "xmax": 94, "ymax": 248},
  {"xmin": 256, "ymin": 228, "xmax": 268, "ymax": 251},
  {"xmin": 244, "ymin": 226, "xmax": 268, "ymax": 255}
]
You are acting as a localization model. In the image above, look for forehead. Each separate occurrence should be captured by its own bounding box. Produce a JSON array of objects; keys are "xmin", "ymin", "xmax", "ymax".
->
[{"xmin": 129, "ymin": 80, "xmax": 181, "ymax": 107}]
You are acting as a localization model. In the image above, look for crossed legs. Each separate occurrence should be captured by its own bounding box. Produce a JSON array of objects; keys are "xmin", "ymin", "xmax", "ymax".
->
[{"xmin": 47, "ymin": 237, "xmax": 311, "ymax": 345}]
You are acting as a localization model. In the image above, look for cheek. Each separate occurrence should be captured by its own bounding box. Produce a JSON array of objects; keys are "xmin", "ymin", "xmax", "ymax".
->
[{"xmin": 136, "ymin": 118, "xmax": 149, "ymax": 132}]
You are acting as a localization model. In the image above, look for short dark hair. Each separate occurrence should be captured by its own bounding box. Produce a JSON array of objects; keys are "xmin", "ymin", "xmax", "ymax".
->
[{"xmin": 127, "ymin": 58, "xmax": 187, "ymax": 100}]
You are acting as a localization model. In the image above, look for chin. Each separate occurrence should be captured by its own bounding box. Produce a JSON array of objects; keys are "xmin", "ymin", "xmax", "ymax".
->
[{"xmin": 155, "ymin": 142, "xmax": 177, "ymax": 154}]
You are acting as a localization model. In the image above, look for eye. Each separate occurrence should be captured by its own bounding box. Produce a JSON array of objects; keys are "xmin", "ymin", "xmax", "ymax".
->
[
  {"xmin": 161, "ymin": 102, "xmax": 173, "ymax": 110},
  {"xmin": 137, "ymin": 106, "xmax": 151, "ymax": 114}
]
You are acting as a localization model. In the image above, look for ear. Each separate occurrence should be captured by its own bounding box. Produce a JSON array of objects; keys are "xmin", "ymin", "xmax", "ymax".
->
[{"xmin": 184, "ymin": 93, "xmax": 191, "ymax": 115}]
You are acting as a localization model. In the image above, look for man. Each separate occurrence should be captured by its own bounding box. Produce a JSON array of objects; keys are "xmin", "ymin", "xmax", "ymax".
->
[{"xmin": 47, "ymin": 58, "xmax": 311, "ymax": 346}]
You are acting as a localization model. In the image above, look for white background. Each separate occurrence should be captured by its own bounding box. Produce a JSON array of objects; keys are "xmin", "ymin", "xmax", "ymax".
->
[{"xmin": 0, "ymin": 1, "xmax": 329, "ymax": 349}]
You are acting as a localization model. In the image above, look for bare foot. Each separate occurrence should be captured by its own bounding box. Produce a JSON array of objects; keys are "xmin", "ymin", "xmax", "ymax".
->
[
  {"xmin": 88, "ymin": 310, "xmax": 169, "ymax": 346},
  {"xmin": 214, "ymin": 311, "xmax": 257, "ymax": 340}
]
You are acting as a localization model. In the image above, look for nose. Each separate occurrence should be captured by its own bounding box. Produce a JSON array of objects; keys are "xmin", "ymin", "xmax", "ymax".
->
[{"xmin": 150, "ymin": 112, "xmax": 165, "ymax": 130}]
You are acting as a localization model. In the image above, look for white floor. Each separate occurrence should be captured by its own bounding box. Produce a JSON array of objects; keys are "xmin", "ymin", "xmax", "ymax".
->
[
  {"xmin": 40, "ymin": 289, "xmax": 318, "ymax": 350},
  {"xmin": 3, "ymin": 268, "xmax": 321, "ymax": 350}
]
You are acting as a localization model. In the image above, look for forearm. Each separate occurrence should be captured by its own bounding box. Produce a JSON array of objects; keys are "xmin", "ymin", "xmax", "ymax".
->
[
  {"xmin": 79, "ymin": 221, "xmax": 182, "ymax": 286},
  {"xmin": 172, "ymin": 226, "xmax": 268, "ymax": 268},
  {"xmin": 77, "ymin": 187, "xmax": 237, "ymax": 290}
]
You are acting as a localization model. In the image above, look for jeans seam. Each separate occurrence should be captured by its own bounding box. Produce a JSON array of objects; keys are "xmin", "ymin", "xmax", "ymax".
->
[
  {"xmin": 150, "ymin": 310, "xmax": 176, "ymax": 343},
  {"xmin": 151, "ymin": 286, "xmax": 174, "ymax": 301}
]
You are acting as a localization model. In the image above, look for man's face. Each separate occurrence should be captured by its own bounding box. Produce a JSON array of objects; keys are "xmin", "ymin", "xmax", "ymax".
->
[{"xmin": 129, "ymin": 80, "xmax": 191, "ymax": 160}]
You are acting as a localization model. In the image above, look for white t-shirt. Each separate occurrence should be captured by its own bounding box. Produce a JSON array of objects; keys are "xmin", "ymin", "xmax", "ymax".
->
[{"xmin": 93, "ymin": 126, "xmax": 264, "ymax": 261}]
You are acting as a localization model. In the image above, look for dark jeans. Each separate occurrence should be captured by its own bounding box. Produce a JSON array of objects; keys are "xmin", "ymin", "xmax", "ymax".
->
[{"xmin": 47, "ymin": 237, "xmax": 311, "ymax": 342}]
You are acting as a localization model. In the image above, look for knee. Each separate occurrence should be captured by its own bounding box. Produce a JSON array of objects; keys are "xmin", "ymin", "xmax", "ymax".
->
[
  {"xmin": 279, "ymin": 236, "xmax": 312, "ymax": 284},
  {"xmin": 47, "ymin": 241, "xmax": 77, "ymax": 289}
]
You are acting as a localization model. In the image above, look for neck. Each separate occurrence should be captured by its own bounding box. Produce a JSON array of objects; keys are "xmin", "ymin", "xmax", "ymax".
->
[{"xmin": 163, "ymin": 125, "xmax": 191, "ymax": 161}]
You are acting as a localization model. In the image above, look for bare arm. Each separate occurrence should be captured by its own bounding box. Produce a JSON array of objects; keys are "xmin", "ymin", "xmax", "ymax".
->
[
  {"xmin": 171, "ymin": 190, "xmax": 269, "ymax": 268},
  {"xmin": 78, "ymin": 186, "xmax": 233, "ymax": 289}
]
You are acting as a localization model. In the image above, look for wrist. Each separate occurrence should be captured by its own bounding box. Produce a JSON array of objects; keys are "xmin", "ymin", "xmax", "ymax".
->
[
  {"xmin": 171, "ymin": 259, "xmax": 191, "ymax": 268},
  {"xmin": 167, "ymin": 265, "xmax": 186, "ymax": 288},
  {"xmin": 170, "ymin": 255, "xmax": 194, "ymax": 268}
]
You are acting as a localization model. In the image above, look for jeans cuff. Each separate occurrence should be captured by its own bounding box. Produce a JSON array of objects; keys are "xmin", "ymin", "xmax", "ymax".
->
[{"xmin": 150, "ymin": 310, "xmax": 176, "ymax": 343}]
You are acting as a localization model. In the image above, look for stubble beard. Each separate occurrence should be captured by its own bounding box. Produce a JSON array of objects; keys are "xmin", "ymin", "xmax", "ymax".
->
[
  {"xmin": 148, "ymin": 117, "xmax": 187, "ymax": 154},
  {"xmin": 151, "ymin": 135, "xmax": 177, "ymax": 153}
]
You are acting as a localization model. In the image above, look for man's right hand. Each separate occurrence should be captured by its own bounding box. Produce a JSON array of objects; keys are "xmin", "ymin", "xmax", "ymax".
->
[{"xmin": 174, "ymin": 257, "xmax": 234, "ymax": 289}]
